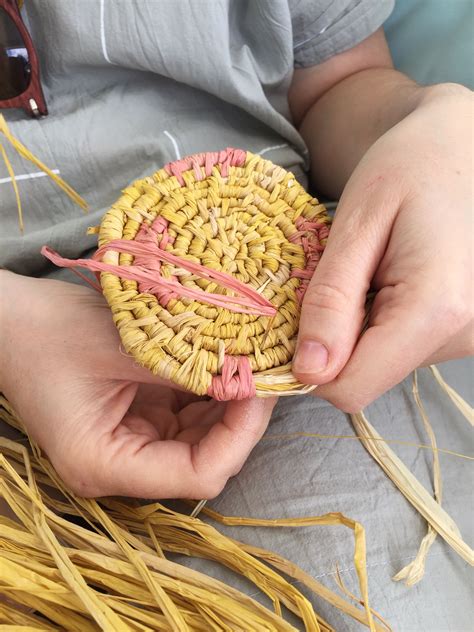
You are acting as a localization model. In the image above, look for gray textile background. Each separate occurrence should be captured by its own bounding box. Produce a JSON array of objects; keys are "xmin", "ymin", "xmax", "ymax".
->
[{"xmin": 0, "ymin": 1, "xmax": 472, "ymax": 630}]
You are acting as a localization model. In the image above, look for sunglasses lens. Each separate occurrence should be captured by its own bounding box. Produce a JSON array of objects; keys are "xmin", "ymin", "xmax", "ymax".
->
[{"xmin": 0, "ymin": 7, "xmax": 31, "ymax": 100}]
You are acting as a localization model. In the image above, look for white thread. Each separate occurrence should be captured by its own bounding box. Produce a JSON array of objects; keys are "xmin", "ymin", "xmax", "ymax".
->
[
  {"xmin": 0, "ymin": 169, "xmax": 60, "ymax": 185},
  {"xmin": 100, "ymin": 0, "xmax": 112, "ymax": 64},
  {"xmin": 163, "ymin": 130, "xmax": 181, "ymax": 160},
  {"xmin": 246, "ymin": 551, "xmax": 444, "ymax": 600},
  {"xmin": 257, "ymin": 143, "xmax": 289, "ymax": 156}
]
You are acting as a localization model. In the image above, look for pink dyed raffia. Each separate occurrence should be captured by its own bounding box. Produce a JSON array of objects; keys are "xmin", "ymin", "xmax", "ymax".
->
[
  {"xmin": 290, "ymin": 217, "xmax": 330, "ymax": 304},
  {"xmin": 131, "ymin": 216, "xmax": 177, "ymax": 306},
  {"xmin": 41, "ymin": 222, "xmax": 276, "ymax": 317},
  {"xmin": 208, "ymin": 355, "xmax": 256, "ymax": 400},
  {"xmin": 164, "ymin": 148, "xmax": 246, "ymax": 185}
]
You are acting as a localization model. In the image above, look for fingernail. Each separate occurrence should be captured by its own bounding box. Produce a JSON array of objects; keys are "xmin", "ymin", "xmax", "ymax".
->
[{"xmin": 293, "ymin": 341, "xmax": 329, "ymax": 374}]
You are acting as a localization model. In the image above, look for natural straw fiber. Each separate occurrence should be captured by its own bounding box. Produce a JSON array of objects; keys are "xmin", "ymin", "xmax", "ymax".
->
[
  {"xmin": 0, "ymin": 114, "xmax": 88, "ymax": 232},
  {"xmin": 0, "ymin": 397, "xmax": 386, "ymax": 632},
  {"xmin": 42, "ymin": 148, "xmax": 331, "ymax": 400}
]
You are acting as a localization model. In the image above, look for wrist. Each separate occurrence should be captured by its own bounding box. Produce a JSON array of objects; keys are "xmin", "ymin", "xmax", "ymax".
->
[{"xmin": 301, "ymin": 68, "xmax": 425, "ymax": 198}]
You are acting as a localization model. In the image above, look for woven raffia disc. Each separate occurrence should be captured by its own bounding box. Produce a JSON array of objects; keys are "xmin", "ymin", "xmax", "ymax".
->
[{"xmin": 95, "ymin": 148, "xmax": 330, "ymax": 399}]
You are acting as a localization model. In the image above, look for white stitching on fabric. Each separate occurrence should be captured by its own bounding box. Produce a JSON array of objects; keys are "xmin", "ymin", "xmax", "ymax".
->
[
  {"xmin": 163, "ymin": 130, "xmax": 181, "ymax": 161},
  {"xmin": 0, "ymin": 169, "xmax": 60, "ymax": 185},
  {"xmin": 245, "ymin": 552, "xmax": 445, "ymax": 599},
  {"xmin": 258, "ymin": 143, "xmax": 289, "ymax": 156},
  {"xmin": 99, "ymin": 0, "xmax": 112, "ymax": 64}
]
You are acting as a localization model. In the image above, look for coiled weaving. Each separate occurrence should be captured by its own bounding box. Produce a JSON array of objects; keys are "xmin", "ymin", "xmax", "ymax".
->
[{"xmin": 43, "ymin": 148, "xmax": 330, "ymax": 399}]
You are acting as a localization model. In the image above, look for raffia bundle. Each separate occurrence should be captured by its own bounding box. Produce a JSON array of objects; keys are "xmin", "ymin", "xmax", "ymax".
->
[
  {"xmin": 2, "ymin": 374, "xmax": 472, "ymax": 631},
  {"xmin": 1, "ymin": 397, "xmax": 386, "ymax": 632}
]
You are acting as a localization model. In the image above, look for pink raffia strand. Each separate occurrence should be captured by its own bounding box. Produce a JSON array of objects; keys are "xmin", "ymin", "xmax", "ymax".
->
[
  {"xmin": 131, "ymin": 217, "xmax": 178, "ymax": 307},
  {"xmin": 41, "ymin": 226, "xmax": 276, "ymax": 317},
  {"xmin": 290, "ymin": 217, "xmax": 329, "ymax": 304},
  {"xmin": 65, "ymin": 267, "xmax": 102, "ymax": 292},
  {"xmin": 208, "ymin": 355, "xmax": 256, "ymax": 400},
  {"xmin": 164, "ymin": 148, "xmax": 246, "ymax": 185}
]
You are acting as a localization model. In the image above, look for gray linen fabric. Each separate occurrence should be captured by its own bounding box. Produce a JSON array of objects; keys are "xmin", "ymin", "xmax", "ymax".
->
[{"xmin": 1, "ymin": 1, "xmax": 472, "ymax": 630}]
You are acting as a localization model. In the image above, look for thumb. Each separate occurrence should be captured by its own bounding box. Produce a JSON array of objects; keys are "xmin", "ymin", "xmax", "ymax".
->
[{"xmin": 293, "ymin": 183, "xmax": 397, "ymax": 385}]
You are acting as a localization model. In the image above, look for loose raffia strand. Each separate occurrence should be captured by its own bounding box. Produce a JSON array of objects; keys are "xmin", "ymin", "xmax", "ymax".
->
[
  {"xmin": 429, "ymin": 365, "xmax": 474, "ymax": 425},
  {"xmin": 0, "ymin": 113, "xmax": 88, "ymax": 232},
  {"xmin": 41, "ymin": 240, "xmax": 276, "ymax": 317},
  {"xmin": 392, "ymin": 370, "xmax": 442, "ymax": 586},
  {"xmin": 261, "ymin": 432, "xmax": 473, "ymax": 460},
  {"xmin": 350, "ymin": 410, "xmax": 473, "ymax": 566}
]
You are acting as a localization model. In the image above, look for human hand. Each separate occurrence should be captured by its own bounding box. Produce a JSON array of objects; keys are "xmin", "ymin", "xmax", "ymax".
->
[
  {"xmin": 0, "ymin": 272, "xmax": 275, "ymax": 498},
  {"xmin": 293, "ymin": 84, "xmax": 473, "ymax": 411}
]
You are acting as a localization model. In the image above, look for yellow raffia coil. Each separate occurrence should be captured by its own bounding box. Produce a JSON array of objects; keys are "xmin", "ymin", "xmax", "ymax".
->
[{"xmin": 45, "ymin": 148, "xmax": 331, "ymax": 399}]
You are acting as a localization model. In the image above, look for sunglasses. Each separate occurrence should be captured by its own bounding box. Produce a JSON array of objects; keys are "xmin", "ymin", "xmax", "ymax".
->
[{"xmin": 0, "ymin": 0, "xmax": 47, "ymax": 117}]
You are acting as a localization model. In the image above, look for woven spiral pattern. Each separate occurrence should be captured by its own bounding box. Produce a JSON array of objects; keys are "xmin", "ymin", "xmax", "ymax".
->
[{"xmin": 96, "ymin": 149, "xmax": 330, "ymax": 399}]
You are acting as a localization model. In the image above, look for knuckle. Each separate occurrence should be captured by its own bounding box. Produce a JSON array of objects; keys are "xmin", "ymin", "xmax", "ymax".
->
[
  {"xmin": 468, "ymin": 341, "xmax": 474, "ymax": 357},
  {"xmin": 304, "ymin": 281, "xmax": 351, "ymax": 315},
  {"xmin": 323, "ymin": 388, "xmax": 371, "ymax": 413},
  {"xmin": 467, "ymin": 324, "xmax": 474, "ymax": 355},
  {"xmin": 54, "ymin": 455, "xmax": 101, "ymax": 497},
  {"xmin": 191, "ymin": 446, "xmax": 230, "ymax": 499},
  {"xmin": 344, "ymin": 399, "xmax": 370, "ymax": 414},
  {"xmin": 333, "ymin": 397, "xmax": 368, "ymax": 414},
  {"xmin": 442, "ymin": 297, "xmax": 471, "ymax": 331},
  {"xmin": 59, "ymin": 467, "xmax": 98, "ymax": 497},
  {"xmin": 426, "ymin": 82, "xmax": 472, "ymax": 101},
  {"xmin": 198, "ymin": 476, "xmax": 228, "ymax": 500}
]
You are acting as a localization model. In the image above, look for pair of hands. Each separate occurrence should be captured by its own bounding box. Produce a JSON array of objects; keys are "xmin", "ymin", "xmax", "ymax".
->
[{"xmin": 1, "ymin": 85, "xmax": 472, "ymax": 500}]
